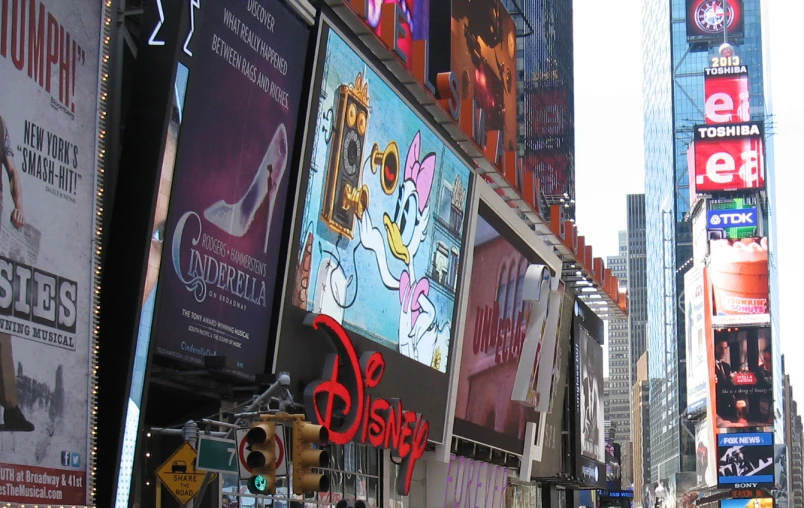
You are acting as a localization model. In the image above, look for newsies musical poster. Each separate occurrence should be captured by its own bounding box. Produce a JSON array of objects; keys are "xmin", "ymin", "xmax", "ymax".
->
[{"xmin": 0, "ymin": 0, "xmax": 110, "ymax": 505}]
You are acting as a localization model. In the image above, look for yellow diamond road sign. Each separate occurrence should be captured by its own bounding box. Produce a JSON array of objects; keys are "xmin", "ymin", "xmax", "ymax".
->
[{"xmin": 156, "ymin": 442, "xmax": 217, "ymax": 505}]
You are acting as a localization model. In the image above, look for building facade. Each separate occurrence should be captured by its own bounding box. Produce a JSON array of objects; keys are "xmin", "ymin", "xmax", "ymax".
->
[
  {"xmin": 627, "ymin": 194, "xmax": 647, "ymax": 387},
  {"xmin": 632, "ymin": 351, "xmax": 650, "ymax": 506},
  {"xmin": 642, "ymin": 0, "xmax": 773, "ymax": 483},
  {"xmin": 784, "ymin": 373, "xmax": 804, "ymax": 504},
  {"xmin": 2, "ymin": 0, "xmax": 634, "ymax": 506},
  {"xmin": 606, "ymin": 232, "xmax": 630, "ymax": 446}
]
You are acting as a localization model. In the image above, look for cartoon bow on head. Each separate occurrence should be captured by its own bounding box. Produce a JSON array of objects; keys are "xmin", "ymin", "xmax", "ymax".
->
[{"xmin": 404, "ymin": 132, "xmax": 435, "ymax": 212}]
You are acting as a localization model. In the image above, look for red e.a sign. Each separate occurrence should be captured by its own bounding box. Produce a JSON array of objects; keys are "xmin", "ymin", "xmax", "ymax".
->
[
  {"xmin": 704, "ymin": 66, "xmax": 750, "ymax": 124},
  {"xmin": 693, "ymin": 123, "xmax": 765, "ymax": 192}
]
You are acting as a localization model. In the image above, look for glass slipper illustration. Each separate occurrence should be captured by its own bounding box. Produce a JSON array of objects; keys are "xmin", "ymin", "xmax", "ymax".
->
[{"xmin": 203, "ymin": 123, "xmax": 288, "ymax": 242}]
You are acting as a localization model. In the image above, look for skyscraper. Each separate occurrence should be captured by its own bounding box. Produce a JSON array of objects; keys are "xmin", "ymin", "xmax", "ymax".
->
[
  {"xmin": 627, "ymin": 194, "xmax": 647, "ymax": 387},
  {"xmin": 784, "ymin": 372, "xmax": 803, "ymax": 505},
  {"xmin": 633, "ymin": 351, "xmax": 651, "ymax": 502},
  {"xmin": 606, "ymin": 232, "xmax": 630, "ymax": 446},
  {"xmin": 642, "ymin": 0, "xmax": 772, "ymax": 482}
]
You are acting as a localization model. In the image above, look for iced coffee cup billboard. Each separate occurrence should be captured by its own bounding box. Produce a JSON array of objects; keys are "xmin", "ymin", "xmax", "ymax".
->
[{"xmin": 709, "ymin": 237, "xmax": 770, "ymax": 327}]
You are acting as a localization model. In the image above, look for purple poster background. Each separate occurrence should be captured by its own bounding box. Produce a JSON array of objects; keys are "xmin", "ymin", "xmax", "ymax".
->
[{"xmin": 153, "ymin": 0, "xmax": 309, "ymax": 379}]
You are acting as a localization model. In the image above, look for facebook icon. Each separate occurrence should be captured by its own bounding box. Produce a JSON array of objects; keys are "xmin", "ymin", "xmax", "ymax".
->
[{"xmin": 61, "ymin": 451, "xmax": 71, "ymax": 466}]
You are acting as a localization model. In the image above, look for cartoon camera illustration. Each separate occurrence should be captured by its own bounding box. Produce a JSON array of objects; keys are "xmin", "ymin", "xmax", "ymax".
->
[{"xmin": 321, "ymin": 73, "xmax": 400, "ymax": 239}]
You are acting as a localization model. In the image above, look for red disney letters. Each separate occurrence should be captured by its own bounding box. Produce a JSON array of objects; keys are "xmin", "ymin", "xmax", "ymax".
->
[{"xmin": 303, "ymin": 314, "xmax": 430, "ymax": 496}]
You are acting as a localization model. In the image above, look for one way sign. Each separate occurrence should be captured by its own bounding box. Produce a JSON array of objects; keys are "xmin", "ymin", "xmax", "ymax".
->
[{"xmin": 235, "ymin": 424, "xmax": 287, "ymax": 479}]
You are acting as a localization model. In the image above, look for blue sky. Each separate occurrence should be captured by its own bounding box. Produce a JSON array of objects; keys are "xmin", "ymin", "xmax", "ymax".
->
[{"xmin": 572, "ymin": 0, "xmax": 803, "ymax": 388}]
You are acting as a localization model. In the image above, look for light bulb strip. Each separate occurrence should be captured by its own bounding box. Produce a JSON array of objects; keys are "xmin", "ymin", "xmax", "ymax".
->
[{"xmin": 83, "ymin": 1, "xmax": 114, "ymax": 508}]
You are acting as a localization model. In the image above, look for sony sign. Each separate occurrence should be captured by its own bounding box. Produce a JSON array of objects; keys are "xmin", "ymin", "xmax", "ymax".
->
[
  {"xmin": 707, "ymin": 208, "xmax": 758, "ymax": 229},
  {"xmin": 734, "ymin": 483, "xmax": 760, "ymax": 488}
]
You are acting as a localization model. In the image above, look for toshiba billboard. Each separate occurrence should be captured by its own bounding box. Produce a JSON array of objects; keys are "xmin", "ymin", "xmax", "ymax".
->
[
  {"xmin": 704, "ymin": 66, "xmax": 750, "ymax": 124},
  {"xmin": 693, "ymin": 122, "xmax": 765, "ymax": 193}
]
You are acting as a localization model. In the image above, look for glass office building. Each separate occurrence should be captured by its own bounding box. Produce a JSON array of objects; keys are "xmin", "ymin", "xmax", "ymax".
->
[{"xmin": 642, "ymin": 0, "xmax": 774, "ymax": 484}]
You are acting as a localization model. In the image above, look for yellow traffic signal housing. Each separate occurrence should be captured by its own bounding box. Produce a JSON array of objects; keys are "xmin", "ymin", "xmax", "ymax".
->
[
  {"xmin": 292, "ymin": 420, "xmax": 331, "ymax": 495},
  {"xmin": 245, "ymin": 421, "xmax": 276, "ymax": 494}
]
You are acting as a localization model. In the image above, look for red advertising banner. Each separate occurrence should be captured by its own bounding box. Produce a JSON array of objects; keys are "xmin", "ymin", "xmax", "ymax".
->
[
  {"xmin": 0, "ymin": 463, "xmax": 86, "ymax": 505},
  {"xmin": 704, "ymin": 67, "xmax": 750, "ymax": 124},
  {"xmin": 693, "ymin": 123, "xmax": 765, "ymax": 192}
]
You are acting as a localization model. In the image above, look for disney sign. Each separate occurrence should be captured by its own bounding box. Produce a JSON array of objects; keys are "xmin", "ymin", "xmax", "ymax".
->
[{"xmin": 303, "ymin": 313, "xmax": 429, "ymax": 495}]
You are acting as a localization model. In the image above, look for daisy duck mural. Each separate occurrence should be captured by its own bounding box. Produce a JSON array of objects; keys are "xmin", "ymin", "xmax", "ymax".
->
[{"xmin": 292, "ymin": 31, "xmax": 471, "ymax": 373}]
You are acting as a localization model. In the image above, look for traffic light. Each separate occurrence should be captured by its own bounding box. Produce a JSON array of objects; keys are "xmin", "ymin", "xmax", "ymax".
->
[
  {"xmin": 292, "ymin": 420, "xmax": 330, "ymax": 494},
  {"xmin": 245, "ymin": 420, "xmax": 277, "ymax": 495}
]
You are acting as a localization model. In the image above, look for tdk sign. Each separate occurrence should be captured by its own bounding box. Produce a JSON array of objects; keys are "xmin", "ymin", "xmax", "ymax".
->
[{"xmin": 707, "ymin": 208, "xmax": 757, "ymax": 229}]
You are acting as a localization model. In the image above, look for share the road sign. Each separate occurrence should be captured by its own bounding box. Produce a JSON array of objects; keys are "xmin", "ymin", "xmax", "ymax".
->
[{"xmin": 156, "ymin": 442, "xmax": 217, "ymax": 505}]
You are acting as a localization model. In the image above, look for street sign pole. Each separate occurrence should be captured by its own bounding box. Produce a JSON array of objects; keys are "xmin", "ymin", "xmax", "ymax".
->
[{"xmin": 183, "ymin": 421, "xmax": 198, "ymax": 508}]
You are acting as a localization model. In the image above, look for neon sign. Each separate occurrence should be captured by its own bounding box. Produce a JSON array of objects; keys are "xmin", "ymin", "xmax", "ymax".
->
[{"xmin": 303, "ymin": 314, "xmax": 429, "ymax": 495}]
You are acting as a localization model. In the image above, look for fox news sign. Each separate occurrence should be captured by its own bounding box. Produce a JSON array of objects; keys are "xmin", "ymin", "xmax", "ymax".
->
[{"xmin": 707, "ymin": 208, "xmax": 758, "ymax": 229}]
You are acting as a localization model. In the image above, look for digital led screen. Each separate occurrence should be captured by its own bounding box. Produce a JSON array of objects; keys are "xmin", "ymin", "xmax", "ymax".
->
[
  {"xmin": 714, "ymin": 328, "xmax": 773, "ymax": 428},
  {"xmin": 606, "ymin": 442, "xmax": 622, "ymax": 492},
  {"xmin": 453, "ymin": 209, "xmax": 543, "ymax": 454},
  {"xmin": 151, "ymin": 0, "xmax": 310, "ymax": 379},
  {"xmin": 523, "ymin": 153, "xmax": 571, "ymax": 197},
  {"xmin": 720, "ymin": 499, "xmax": 774, "ymax": 508},
  {"xmin": 704, "ymin": 66, "xmax": 750, "ymax": 124},
  {"xmin": 451, "ymin": 0, "xmax": 518, "ymax": 152},
  {"xmin": 686, "ymin": 0, "xmax": 745, "ymax": 42},
  {"xmin": 277, "ymin": 20, "xmax": 474, "ymax": 443},
  {"xmin": 697, "ymin": 419, "xmax": 717, "ymax": 487},
  {"xmin": 288, "ymin": 27, "xmax": 471, "ymax": 373},
  {"xmin": 357, "ymin": 0, "xmax": 430, "ymax": 70},
  {"xmin": 576, "ymin": 302, "xmax": 605, "ymax": 463},
  {"xmin": 710, "ymin": 237, "xmax": 769, "ymax": 327},
  {"xmin": 717, "ymin": 432, "xmax": 775, "ymax": 488},
  {"xmin": 693, "ymin": 122, "xmax": 765, "ymax": 193},
  {"xmin": 685, "ymin": 265, "xmax": 711, "ymax": 414}
]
